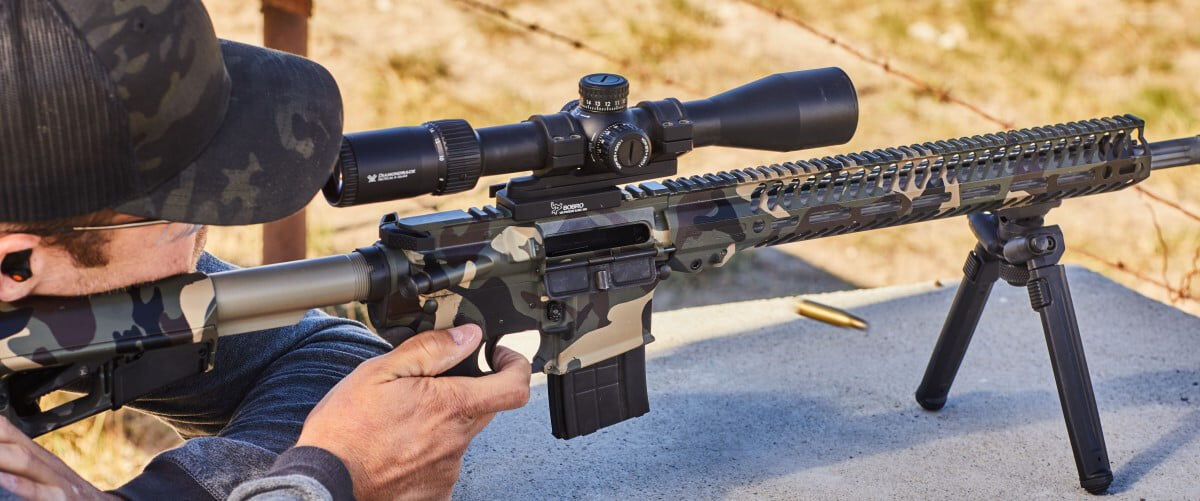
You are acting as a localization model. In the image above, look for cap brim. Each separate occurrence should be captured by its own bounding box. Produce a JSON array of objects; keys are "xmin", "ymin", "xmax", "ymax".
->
[{"xmin": 115, "ymin": 40, "xmax": 343, "ymax": 225}]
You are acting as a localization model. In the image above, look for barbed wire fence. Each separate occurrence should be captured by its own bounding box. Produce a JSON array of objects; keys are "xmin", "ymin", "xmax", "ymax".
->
[
  {"xmin": 446, "ymin": 0, "xmax": 1197, "ymax": 305},
  {"xmin": 447, "ymin": 0, "xmax": 702, "ymax": 95},
  {"xmin": 735, "ymin": 0, "xmax": 1198, "ymax": 305},
  {"xmin": 735, "ymin": 0, "xmax": 1015, "ymax": 129}
]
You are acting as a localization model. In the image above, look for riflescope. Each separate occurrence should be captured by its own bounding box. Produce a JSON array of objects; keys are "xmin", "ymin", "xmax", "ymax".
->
[{"xmin": 324, "ymin": 67, "xmax": 858, "ymax": 218}]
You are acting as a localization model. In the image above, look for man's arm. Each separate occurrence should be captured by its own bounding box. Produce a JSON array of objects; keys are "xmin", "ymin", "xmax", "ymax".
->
[
  {"xmin": 0, "ymin": 323, "xmax": 530, "ymax": 501},
  {"xmin": 228, "ymin": 325, "xmax": 530, "ymax": 501},
  {"xmin": 112, "ymin": 310, "xmax": 390, "ymax": 499},
  {"xmin": 0, "ymin": 309, "xmax": 389, "ymax": 501}
]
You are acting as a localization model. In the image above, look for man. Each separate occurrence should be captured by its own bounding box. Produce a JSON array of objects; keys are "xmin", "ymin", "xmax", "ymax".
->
[{"xmin": 0, "ymin": 0, "xmax": 530, "ymax": 499}]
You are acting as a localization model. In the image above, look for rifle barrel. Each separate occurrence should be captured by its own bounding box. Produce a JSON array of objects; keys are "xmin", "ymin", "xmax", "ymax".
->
[{"xmin": 1148, "ymin": 136, "xmax": 1200, "ymax": 170}]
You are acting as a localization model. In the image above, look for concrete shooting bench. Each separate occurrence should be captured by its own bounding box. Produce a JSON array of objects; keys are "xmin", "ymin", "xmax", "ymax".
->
[{"xmin": 457, "ymin": 249, "xmax": 1200, "ymax": 499}]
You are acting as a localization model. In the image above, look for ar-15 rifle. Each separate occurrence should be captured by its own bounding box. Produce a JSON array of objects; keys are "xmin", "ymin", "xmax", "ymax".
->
[{"xmin": 2, "ymin": 67, "xmax": 1198, "ymax": 494}]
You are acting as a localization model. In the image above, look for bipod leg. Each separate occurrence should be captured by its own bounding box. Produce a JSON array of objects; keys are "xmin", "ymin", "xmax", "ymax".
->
[
  {"xmin": 915, "ymin": 215, "xmax": 1003, "ymax": 410},
  {"xmin": 1028, "ymin": 263, "xmax": 1112, "ymax": 494},
  {"xmin": 915, "ymin": 245, "xmax": 1001, "ymax": 409}
]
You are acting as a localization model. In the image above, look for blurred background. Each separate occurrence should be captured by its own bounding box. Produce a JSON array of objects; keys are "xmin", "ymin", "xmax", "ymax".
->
[{"xmin": 36, "ymin": 0, "xmax": 1200, "ymax": 489}]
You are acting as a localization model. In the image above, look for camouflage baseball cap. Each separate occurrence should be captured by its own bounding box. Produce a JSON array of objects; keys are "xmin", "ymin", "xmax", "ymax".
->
[{"xmin": 0, "ymin": 0, "xmax": 343, "ymax": 225}]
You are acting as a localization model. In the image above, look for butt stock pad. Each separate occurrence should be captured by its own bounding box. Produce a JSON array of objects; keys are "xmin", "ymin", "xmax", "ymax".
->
[{"xmin": 548, "ymin": 346, "xmax": 649, "ymax": 439}]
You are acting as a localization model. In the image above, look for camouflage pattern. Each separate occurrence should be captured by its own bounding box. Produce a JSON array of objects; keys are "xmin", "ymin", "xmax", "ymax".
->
[
  {"xmin": 0, "ymin": 114, "xmax": 1151, "ymax": 377},
  {"xmin": 56, "ymin": 0, "xmax": 231, "ymax": 188},
  {"xmin": 112, "ymin": 35, "xmax": 344, "ymax": 225},
  {"xmin": 658, "ymin": 115, "xmax": 1149, "ymax": 270},
  {"xmin": 2, "ymin": 0, "xmax": 343, "ymax": 224},
  {"xmin": 378, "ymin": 204, "xmax": 662, "ymax": 375},
  {"xmin": 0, "ymin": 274, "xmax": 217, "ymax": 375},
  {"xmin": 381, "ymin": 115, "xmax": 1150, "ymax": 375},
  {"xmin": 0, "ymin": 114, "xmax": 1161, "ymax": 437}
]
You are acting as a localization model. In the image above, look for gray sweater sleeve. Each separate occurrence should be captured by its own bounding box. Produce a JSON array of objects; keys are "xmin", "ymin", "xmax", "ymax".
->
[
  {"xmin": 228, "ymin": 475, "xmax": 333, "ymax": 501},
  {"xmin": 227, "ymin": 446, "xmax": 354, "ymax": 501},
  {"xmin": 110, "ymin": 253, "xmax": 390, "ymax": 500}
]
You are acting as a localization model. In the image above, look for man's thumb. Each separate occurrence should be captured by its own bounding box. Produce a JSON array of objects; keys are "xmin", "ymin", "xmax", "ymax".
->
[{"xmin": 374, "ymin": 324, "xmax": 482, "ymax": 378}]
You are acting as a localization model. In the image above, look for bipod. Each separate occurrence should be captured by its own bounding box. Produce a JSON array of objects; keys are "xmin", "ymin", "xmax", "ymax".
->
[{"xmin": 914, "ymin": 202, "xmax": 1112, "ymax": 494}]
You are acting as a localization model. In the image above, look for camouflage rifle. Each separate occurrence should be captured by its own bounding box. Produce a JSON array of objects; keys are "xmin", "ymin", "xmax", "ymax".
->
[{"xmin": 2, "ymin": 68, "xmax": 1198, "ymax": 493}]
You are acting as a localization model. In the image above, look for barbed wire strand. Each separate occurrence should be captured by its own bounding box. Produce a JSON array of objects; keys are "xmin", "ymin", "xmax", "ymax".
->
[
  {"xmin": 1133, "ymin": 185, "xmax": 1200, "ymax": 224},
  {"xmin": 739, "ymin": 0, "xmax": 1197, "ymax": 304},
  {"xmin": 1072, "ymin": 248, "xmax": 1195, "ymax": 304},
  {"xmin": 739, "ymin": 1, "xmax": 1198, "ymax": 220},
  {"xmin": 437, "ymin": 0, "xmax": 1196, "ymax": 305},
  {"xmin": 1143, "ymin": 200, "xmax": 1172, "ymax": 290},
  {"xmin": 1178, "ymin": 246, "xmax": 1200, "ymax": 303},
  {"xmin": 736, "ymin": 0, "xmax": 1014, "ymax": 129},
  {"xmin": 447, "ymin": 0, "xmax": 703, "ymax": 95}
]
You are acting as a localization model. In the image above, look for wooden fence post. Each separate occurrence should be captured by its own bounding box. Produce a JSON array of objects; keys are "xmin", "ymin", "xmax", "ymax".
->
[{"xmin": 261, "ymin": 0, "xmax": 313, "ymax": 264}]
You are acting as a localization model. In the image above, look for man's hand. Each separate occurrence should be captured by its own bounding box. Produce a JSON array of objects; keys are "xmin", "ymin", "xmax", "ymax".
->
[
  {"xmin": 295, "ymin": 324, "xmax": 531, "ymax": 501},
  {"xmin": 0, "ymin": 418, "xmax": 115, "ymax": 501}
]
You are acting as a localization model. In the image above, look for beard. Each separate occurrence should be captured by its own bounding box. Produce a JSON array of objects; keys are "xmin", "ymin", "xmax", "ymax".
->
[{"xmin": 190, "ymin": 226, "xmax": 209, "ymax": 272}]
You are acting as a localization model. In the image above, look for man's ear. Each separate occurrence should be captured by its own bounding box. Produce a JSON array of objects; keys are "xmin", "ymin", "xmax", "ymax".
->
[{"xmin": 0, "ymin": 233, "xmax": 41, "ymax": 302}]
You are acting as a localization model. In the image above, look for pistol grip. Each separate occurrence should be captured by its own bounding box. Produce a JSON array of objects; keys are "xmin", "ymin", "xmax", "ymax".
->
[{"xmin": 547, "ymin": 346, "xmax": 649, "ymax": 439}]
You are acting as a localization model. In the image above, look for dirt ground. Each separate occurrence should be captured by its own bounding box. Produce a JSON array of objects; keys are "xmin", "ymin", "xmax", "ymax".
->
[{"xmin": 33, "ymin": 0, "xmax": 1200, "ymax": 489}]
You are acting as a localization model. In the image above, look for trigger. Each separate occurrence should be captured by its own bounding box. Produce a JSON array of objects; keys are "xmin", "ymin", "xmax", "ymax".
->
[{"xmin": 483, "ymin": 339, "xmax": 499, "ymax": 372}]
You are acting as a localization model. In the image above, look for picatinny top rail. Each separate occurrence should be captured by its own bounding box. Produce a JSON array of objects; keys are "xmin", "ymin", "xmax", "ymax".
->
[{"xmin": 453, "ymin": 115, "xmax": 1148, "ymax": 250}]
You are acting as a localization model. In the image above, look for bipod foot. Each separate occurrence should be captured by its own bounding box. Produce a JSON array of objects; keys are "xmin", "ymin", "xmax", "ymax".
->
[{"xmin": 1081, "ymin": 473, "xmax": 1113, "ymax": 495}]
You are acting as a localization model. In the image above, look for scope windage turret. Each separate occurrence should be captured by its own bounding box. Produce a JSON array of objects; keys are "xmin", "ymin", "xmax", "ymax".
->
[{"xmin": 324, "ymin": 67, "xmax": 858, "ymax": 207}]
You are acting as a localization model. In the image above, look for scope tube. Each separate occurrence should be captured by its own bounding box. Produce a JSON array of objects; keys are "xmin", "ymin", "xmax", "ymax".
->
[
  {"xmin": 686, "ymin": 67, "xmax": 858, "ymax": 151},
  {"xmin": 477, "ymin": 122, "xmax": 547, "ymax": 176}
]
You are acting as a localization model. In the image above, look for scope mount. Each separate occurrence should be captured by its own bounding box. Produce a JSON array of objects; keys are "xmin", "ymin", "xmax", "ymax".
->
[{"xmin": 489, "ymin": 73, "xmax": 695, "ymax": 221}]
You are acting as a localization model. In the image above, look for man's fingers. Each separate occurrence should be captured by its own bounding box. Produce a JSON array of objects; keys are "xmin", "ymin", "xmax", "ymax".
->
[
  {"xmin": 0, "ymin": 471, "xmax": 65, "ymax": 501},
  {"xmin": 371, "ymin": 324, "xmax": 482, "ymax": 379},
  {"xmin": 0, "ymin": 444, "xmax": 41, "ymax": 480},
  {"xmin": 0, "ymin": 421, "xmax": 65, "ymax": 475},
  {"xmin": 456, "ymin": 346, "xmax": 531, "ymax": 416},
  {"xmin": 488, "ymin": 345, "xmax": 532, "ymax": 377},
  {"xmin": 0, "ymin": 417, "xmax": 24, "ymax": 443},
  {"xmin": 0, "ymin": 444, "xmax": 59, "ymax": 486}
]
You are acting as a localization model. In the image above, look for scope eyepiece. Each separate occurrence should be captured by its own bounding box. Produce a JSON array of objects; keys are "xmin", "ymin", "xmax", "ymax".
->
[
  {"xmin": 325, "ymin": 68, "xmax": 858, "ymax": 208},
  {"xmin": 324, "ymin": 120, "xmax": 483, "ymax": 207}
]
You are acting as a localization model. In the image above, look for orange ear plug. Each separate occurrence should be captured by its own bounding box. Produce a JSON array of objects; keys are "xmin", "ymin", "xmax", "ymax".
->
[{"xmin": 2, "ymin": 250, "xmax": 32, "ymax": 283}]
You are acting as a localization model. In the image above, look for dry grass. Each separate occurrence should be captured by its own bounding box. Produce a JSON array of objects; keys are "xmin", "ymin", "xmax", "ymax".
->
[
  {"xmin": 33, "ymin": 395, "xmax": 180, "ymax": 490},
  {"xmin": 39, "ymin": 0, "xmax": 1199, "ymax": 489}
]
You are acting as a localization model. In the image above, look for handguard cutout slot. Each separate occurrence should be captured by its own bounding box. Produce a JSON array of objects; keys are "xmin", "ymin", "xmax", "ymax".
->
[
  {"xmin": 544, "ymin": 223, "xmax": 650, "ymax": 257},
  {"xmin": 1057, "ymin": 171, "xmax": 1094, "ymax": 185}
]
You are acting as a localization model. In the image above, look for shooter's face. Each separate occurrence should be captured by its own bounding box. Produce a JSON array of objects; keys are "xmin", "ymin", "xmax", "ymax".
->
[{"xmin": 0, "ymin": 217, "xmax": 208, "ymax": 302}]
